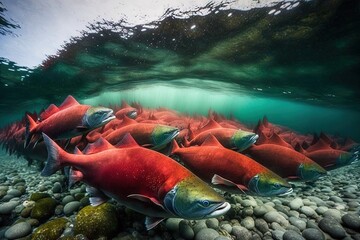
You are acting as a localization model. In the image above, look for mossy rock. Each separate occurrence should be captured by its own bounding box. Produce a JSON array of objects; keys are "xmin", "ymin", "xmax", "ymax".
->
[
  {"xmin": 30, "ymin": 192, "xmax": 51, "ymax": 201},
  {"xmin": 30, "ymin": 198, "xmax": 57, "ymax": 222},
  {"xmin": 31, "ymin": 218, "xmax": 68, "ymax": 240},
  {"xmin": 74, "ymin": 203, "xmax": 119, "ymax": 239}
]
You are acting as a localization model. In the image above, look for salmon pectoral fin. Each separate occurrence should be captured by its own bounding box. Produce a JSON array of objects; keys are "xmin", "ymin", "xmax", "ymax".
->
[
  {"xmin": 86, "ymin": 185, "xmax": 109, "ymax": 206},
  {"xmin": 145, "ymin": 217, "xmax": 165, "ymax": 230},
  {"xmin": 127, "ymin": 194, "xmax": 166, "ymax": 211},
  {"xmin": 211, "ymin": 174, "xmax": 248, "ymax": 194},
  {"xmin": 68, "ymin": 167, "xmax": 84, "ymax": 189}
]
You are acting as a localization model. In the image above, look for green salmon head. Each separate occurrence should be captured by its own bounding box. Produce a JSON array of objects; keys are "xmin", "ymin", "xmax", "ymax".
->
[
  {"xmin": 337, "ymin": 152, "xmax": 358, "ymax": 167},
  {"xmin": 151, "ymin": 125, "xmax": 180, "ymax": 148},
  {"xmin": 163, "ymin": 176, "xmax": 230, "ymax": 219},
  {"xmin": 297, "ymin": 162, "xmax": 327, "ymax": 181},
  {"xmin": 232, "ymin": 130, "xmax": 258, "ymax": 152},
  {"xmin": 248, "ymin": 172, "xmax": 293, "ymax": 197},
  {"xmin": 83, "ymin": 107, "xmax": 115, "ymax": 129}
]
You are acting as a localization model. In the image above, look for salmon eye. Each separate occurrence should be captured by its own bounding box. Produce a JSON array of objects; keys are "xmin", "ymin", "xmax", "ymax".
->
[{"xmin": 200, "ymin": 200, "xmax": 210, "ymax": 207}]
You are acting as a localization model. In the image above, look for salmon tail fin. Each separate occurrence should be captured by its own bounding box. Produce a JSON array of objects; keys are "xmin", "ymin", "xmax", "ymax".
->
[
  {"xmin": 24, "ymin": 114, "xmax": 37, "ymax": 148},
  {"xmin": 41, "ymin": 133, "xmax": 62, "ymax": 176}
]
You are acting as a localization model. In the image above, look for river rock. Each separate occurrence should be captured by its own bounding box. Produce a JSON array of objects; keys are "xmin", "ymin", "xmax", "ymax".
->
[
  {"xmin": 323, "ymin": 209, "xmax": 342, "ymax": 222},
  {"xmin": 330, "ymin": 196, "xmax": 343, "ymax": 203},
  {"xmin": 272, "ymin": 230, "xmax": 285, "ymax": 240},
  {"xmin": 254, "ymin": 205, "xmax": 268, "ymax": 217},
  {"xmin": 0, "ymin": 201, "xmax": 19, "ymax": 214},
  {"xmin": 179, "ymin": 220, "xmax": 194, "ymax": 240},
  {"xmin": 289, "ymin": 217, "xmax": 306, "ymax": 231},
  {"xmin": 7, "ymin": 189, "xmax": 22, "ymax": 197},
  {"xmin": 165, "ymin": 218, "xmax": 182, "ymax": 232},
  {"xmin": 241, "ymin": 216, "xmax": 255, "ymax": 230},
  {"xmin": 318, "ymin": 217, "xmax": 346, "ymax": 239},
  {"xmin": 206, "ymin": 218, "xmax": 219, "ymax": 229},
  {"xmin": 220, "ymin": 223, "xmax": 232, "ymax": 233},
  {"xmin": 283, "ymin": 230, "xmax": 305, "ymax": 240},
  {"xmin": 4, "ymin": 222, "xmax": 32, "ymax": 239},
  {"xmin": 61, "ymin": 195, "xmax": 75, "ymax": 205},
  {"xmin": 302, "ymin": 228, "xmax": 325, "ymax": 240},
  {"xmin": 290, "ymin": 198, "xmax": 304, "ymax": 210},
  {"xmin": 342, "ymin": 213, "xmax": 360, "ymax": 230},
  {"xmin": 255, "ymin": 218, "xmax": 269, "ymax": 233},
  {"xmin": 231, "ymin": 225, "xmax": 251, "ymax": 240},
  {"xmin": 52, "ymin": 182, "xmax": 62, "ymax": 193},
  {"xmin": 300, "ymin": 206, "xmax": 316, "ymax": 217},
  {"xmin": 264, "ymin": 211, "xmax": 289, "ymax": 227},
  {"xmin": 195, "ymin": 228, "xmax": 219, "ymax": 240},
  {"xmin": 63, "ymin": 201, "xmax": 81, "ymax": 216}
]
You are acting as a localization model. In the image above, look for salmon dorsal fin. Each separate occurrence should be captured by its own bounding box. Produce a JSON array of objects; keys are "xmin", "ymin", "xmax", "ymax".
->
[
  {"xmin": 255, "ymin": 130, "xmax": 268, "ymax": 145},
  {"xmin": 149, "ymin": 113, "xmax": 158, "ymax": 121},
  {"xmin": 262, "ymin": 116, "xmax": 269, "ymax": 127},
  {"xmin": 187, "ymin": 124, "xmax": 195, "ymax": 140},
  {"xmin": 201, "ymin": 134, "xmax": 224, "ymax": 147},
  {"xmin": 254, "ymin": 120, "xmax": 265, "ymax": 134},
  {"xmin": 307, "ymin": 138, "xmax": 332, "ymax": 152},
  {"xmin": 121, "ymin": 100, "xmax": 131, "ymax": 108},
  {"xmin": 59, "ymin": 95, "xmax": 80, "ymax": 109},
  {"xmin": 295, "ymin": 143, "xmax": 306, "ymax": 154},
  {"xmin": 268, "ymin": 132, "xmax": 292, "ymax": 148},
  {"xmin": 319, "ymin": 132, "xmax": 332, "ymax": 145},
  {"xmin": 39, "ymin": 104, "xmax": 60, "ymax": 121},
  {"xmin": 199, "ymin": 118, "xmax": 222, "ymax": 132},
  {"xmin": 311, "ymin": 133, "xmax": 319, "ymax": 145},
  {"xmin": 116, "ymin": 133, "xmax": 140, "ymax": 148},
  {"xmin": 170, "ymin": 139, "xmax": 180, "ymax": 155},
  {"xmin": 302, "ymin": 141, "xmax": 310, "ymax": 150},
  {"xmin": 83, "ymin": 137, "xmax": 115, "ymax": 154}
]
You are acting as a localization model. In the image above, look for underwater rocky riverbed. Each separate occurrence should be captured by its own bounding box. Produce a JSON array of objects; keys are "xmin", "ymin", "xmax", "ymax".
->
[{"xmin": 0, "ymin": 152, "xmax": 359, "ymax": 240}]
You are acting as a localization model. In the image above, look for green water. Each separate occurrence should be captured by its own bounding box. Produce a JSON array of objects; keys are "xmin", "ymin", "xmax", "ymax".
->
[{"xmin": 0, "ymin": 0, "xmax": 359, "ymax": 140}]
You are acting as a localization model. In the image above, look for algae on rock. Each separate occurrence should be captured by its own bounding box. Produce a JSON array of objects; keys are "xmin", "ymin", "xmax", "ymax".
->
[
  {"xmin": 74, "ymin": 203, "xmax": 119, "ymax": 239},
  {"xmin": 31, "ymin": 218, "xmax": 68, "ymax": 240}
]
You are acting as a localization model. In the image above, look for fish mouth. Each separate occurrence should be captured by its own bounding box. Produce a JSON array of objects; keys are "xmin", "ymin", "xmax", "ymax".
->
[
  {"xmin": 207, "ymin": 202, "xmax": 231, "ymax": 217},
  {"xmin": 278, "ymin": 187, "xmax": 294, "ymax": 197},
  {"xmin": 249, "ymin": 134, "xmax": 259, "ymax": 144},
  {"xmin": 161, "ymin": 129, "xmax": 180, "ymax": 145},
  {"xmin": 151, "ymin": 128, "xmax": 180, "ymax": 150},
  {"xmin": 102, "ymin": 110, "xmax": 116, "ymax": 123}
]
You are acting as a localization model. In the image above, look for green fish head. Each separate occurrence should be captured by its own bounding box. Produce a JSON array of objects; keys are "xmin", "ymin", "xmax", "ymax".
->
[
  {"xmin": 248, "ymin": 172, "xmax": 293, "ymax": 196},
  {"xmin": 337, "ymin": 152, "xmax": 358, "ymax": 167},
  {"xmin": 151, "ymin": 125, "xmax": 180, "ymax": 147},
  {"xmin": 297, "ymin": 162, "xmax": 327, "ymax": 181},
  {"xmin": 231, "ymin": 130, "xmax": 259, "ymax": 151},
  {"xmin": 83, "ymin": 106, "xmax": 115, "ymax": 129},
  {"xmin": 164, "ymin": 176, "xmax": 230, "ymax": 219}
]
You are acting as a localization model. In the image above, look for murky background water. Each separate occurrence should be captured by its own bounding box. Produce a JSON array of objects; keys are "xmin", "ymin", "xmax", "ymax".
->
[{"xmin": 0, "ymin": 0, "xmax": 359, "ymax": 140}]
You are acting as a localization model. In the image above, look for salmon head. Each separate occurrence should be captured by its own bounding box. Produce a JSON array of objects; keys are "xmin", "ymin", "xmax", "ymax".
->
[
  {"xmin": 82, "ymin": 106, "xmax": 115, "ymax": 129},
  {"xmin": 163, "ymin": 175, "xmax": 231, "ymax": 219},
  {"xmin": 232, "ymin": 130, "xmax": 259, "ymax": 152},
  {"xmin": 151, "ymin": 125, "xmax": 180, "ymax": 150},
  {"xmin": 297, "ymin": 162, "xmax": 327, "ymax": 181},
  {"xmin": 248, "ymin": 172, "xmax": 293, "ymax": 196},
  {"xmin": 337, "ymin": 151, "xmax": 358, "ymax": 167}
]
